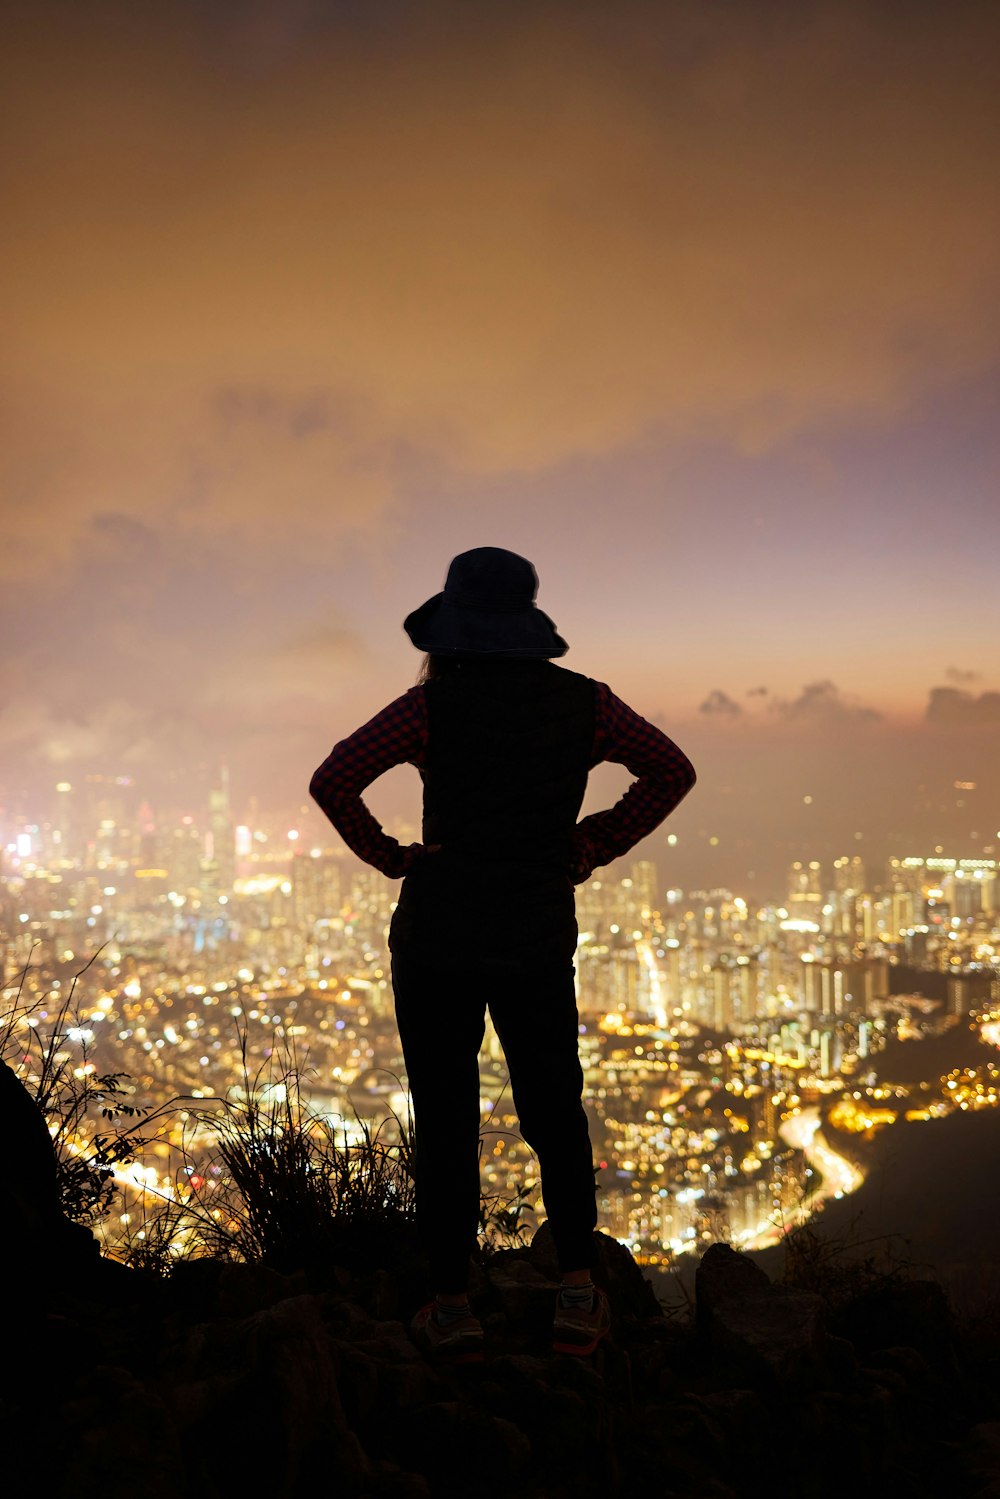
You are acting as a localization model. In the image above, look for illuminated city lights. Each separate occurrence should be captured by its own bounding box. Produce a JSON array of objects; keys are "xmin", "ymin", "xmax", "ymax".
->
[{"xmin": 2, "ymin": 777, "xmax": 999, "ymax": 1266}]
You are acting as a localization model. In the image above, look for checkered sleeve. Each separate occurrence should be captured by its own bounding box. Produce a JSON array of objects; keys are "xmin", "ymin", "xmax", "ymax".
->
[
  {"xmin": 309, "ymin": 686, "xmax": 429, "ymax": 878},
  {"xmin": 571, "ymin": 681, "xmax": 697, "ymax": 882}
]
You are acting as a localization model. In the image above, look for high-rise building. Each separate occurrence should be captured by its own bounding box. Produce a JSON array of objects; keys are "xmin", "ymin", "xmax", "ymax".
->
[
  {"xmin": 834, "ymin": 855, "xmax": 866, "ymax": 895},
  {"xmin": 949, "ymin": 871, "xmax": 982, "ymax": 920},
  {"xmin": 206, "ymin": 768, "xmax": 235, "ymax": 896},
  {"xmin": 830, "ymin": 856, "xmax": 864, "ymax": 938},
  {"xmin": 631, "ymin": 859, "xmax": 659, "ymax": 923},
  {"xmin": 801, "ymin": 959, "xmax": 846, "ymax": 1017},
  {"xmin": 858, "ymin": 893, "xmax": 888, "ymax": 945},
  {"xmin": 168, "ymin": 819, "xmax": 202, "ymax": 894},
  {"xmin": 136, "ymin": 800, "xmax": 159, "ymax": 871},
  {"xmin": 291, "ymin": 851, "xmax": 342, "ymax": 929},
  {"xmin": 787, "ymin": 861, "xmax": 823, "ymax": 920},
  {"xmin": 52, "ymin": 780, "xmax": 78, "ymax": 864},
  {"xmin": 889, "ymin": 890, "xmax": 914, "ymax": 941},
  {"xmin": 709, "ymin": 956, "xmax": 758, "ymax": 1032}
]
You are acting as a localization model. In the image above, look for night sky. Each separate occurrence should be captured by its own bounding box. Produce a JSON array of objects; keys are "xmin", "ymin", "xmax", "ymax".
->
[{"xmin": 2, "ymin": 0, "xmax": 999, "ymax": 890}]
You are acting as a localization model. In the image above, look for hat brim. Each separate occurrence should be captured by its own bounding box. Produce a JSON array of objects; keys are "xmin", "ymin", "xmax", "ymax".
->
[{"xmin": 404, "ymin": 594, "xmax": 568, "ymax": 658}]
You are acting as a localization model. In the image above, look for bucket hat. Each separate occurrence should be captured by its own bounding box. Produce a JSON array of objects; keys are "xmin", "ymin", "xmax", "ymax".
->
[{"xmin": 403, "ymin": 547, "xmax": 568, "ymax": 658}]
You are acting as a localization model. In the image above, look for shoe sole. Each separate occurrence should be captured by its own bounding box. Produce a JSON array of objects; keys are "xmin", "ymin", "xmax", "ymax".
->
[
  {"xmin": 551, "ymin": 1331, "xmax": 608, "ymax": 1356},
  {"xmin": 410, "ymin": 1311, "xmax": 486, "ymax": 1365},
  {"xmin": 552, "ymin": 1289, "xmax": 611, "ymax": 1356}
]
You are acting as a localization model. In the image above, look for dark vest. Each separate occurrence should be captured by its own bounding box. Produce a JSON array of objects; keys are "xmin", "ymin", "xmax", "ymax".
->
[{"xmin": 389, "ymin": 660, "xmax": 594, "ymax": 957}]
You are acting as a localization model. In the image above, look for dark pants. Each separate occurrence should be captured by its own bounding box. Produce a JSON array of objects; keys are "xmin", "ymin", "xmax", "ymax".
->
[{"xmin": 390, "ymin": 946, "xmax": 598, "ymax": 1293}]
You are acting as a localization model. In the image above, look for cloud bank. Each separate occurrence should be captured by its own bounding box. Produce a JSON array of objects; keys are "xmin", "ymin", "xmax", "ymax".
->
[
  {"xmin": 700, "ymin": 690, "xmax": 743, "ymax": 717},
  {"xmin": 3, "ymin": 0, "xmax": 1000, "ymax": 577},
  {"xmin": 771, "ymin": 682, "xmax": 882, "ymax": 724},
  {"xmin": 927, "ymin": 688, "xmax": 1000, "ymax": 726}
]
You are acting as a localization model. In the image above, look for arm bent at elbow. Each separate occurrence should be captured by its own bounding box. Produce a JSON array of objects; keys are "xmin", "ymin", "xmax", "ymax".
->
[
  {"xmin": 572, "ymin": 684, "xmax": 697, "ymax": 880},
  {"xmin": 309, "ymin": 688, "xmax": 428, "ymax": 879}
]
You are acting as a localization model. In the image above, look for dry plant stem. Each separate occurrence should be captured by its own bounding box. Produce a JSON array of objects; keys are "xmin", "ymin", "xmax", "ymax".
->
[
  {"xmin": 4, "ymin": 951, "xmax": 557, "ymax": 1276},
  {"xmin": 3, "ymin": 943, "xmax": 183, "ymax": 1226}
]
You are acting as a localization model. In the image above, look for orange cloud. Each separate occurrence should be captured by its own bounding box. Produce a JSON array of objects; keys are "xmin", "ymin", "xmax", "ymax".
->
[
  {"xmin": 927, "ymin": 687, "xmax": 1000, "ymax": 726},
  {"xmin": 2, "ymin": 1, "xmax": 999, "ymax": 576},
  {"xmin": 770, "ymin": 681, "xmax": 882, "ymax": 725}
]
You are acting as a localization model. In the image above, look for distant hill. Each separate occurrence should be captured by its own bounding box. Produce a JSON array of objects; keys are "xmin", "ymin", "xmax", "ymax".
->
[
  {"xmin": 752, "ymin": 1108, "xmax": 1000, "ymax": 1314},
  {"xmin": 870, "ymin": 1021, "xmax": 996, "ymax": 1086}
]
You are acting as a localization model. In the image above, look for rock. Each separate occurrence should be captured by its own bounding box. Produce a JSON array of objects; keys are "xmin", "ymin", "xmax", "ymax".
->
[
  {"xmin": 696, "ymin": 1242, "xmax": 828, "ymax": 1385},
  {"xmin": 165, "ymin": 1256, "xmax": 226, "ymax": 1319},
  {"xmin": 323, "ymin": 1295, "xmax": 378, "ymax": 1341},
  {"xmin": 56, "ymin": 1365, "xmax": 186, "ymax": 1499},
  {"xmin": 359, "ymin": 1318, "xmax": 428, "ymax": 1363},
  {"xmin": 472, "ymin": 1353, "xmax": 622, "ymax": 1496},
  {"xmin": 482, "ymin": 1250, "xmax": 560, "ymax": 1323},
  {"xmin": 861, "ymin": 1362, "xmax": 909, "ymax": 1400},
  {"xmin": 9, "ymin": 1203, "xmax": 997, "ymax": 1499},
  {"xmin": 696, "ymin": 1240, "xmax": 771, "ymax": 1309},
  {"xmin": 377, "ymin": 1356, "xmax": 446, "ymax": 1414},
  {"xmin": 393, "ymin": 1400, "xmax": 531, "ymax": 1494},
  {"xmin": 695, "ymin": 1387, "xmax": 770, "ymax": 1446},
  {"xmin": 967, "ymin": 1423, "xmax": 1000, "ymax": 1487},
  {"xmin": 368, "ymin": 1460, "xmax": 432, "ymax": 1499},
  {"xmin": 369, "ymin": 1266, "xmax": 399, "ymax": 1318},
  {"xmin": 2, "ymin": 1057, "xmax": 67, "ymax": 1226},
  {"xmin": 331, "ymin": 1340, "xmax": 383, "ymax": 1428},
  {"xmin": 865, "ymin": 1344, "xmax": 934, "ymax": 1390},
  {"xmin": 824, "ymin": 1334, "xmax": 860, "ymax": 1385},
  {"xmin": 161, "ymin": 1293, "xmax": 374, "ymax": 1497},
  {"xmin": 836, "ymin": 1280, "xmax": 954, "ymax": 1366},
  {"xmin": 0, "ymin": 1058, "xmax": 120, "ymax": 1296},
  {"xmin": 216, "ymin": 1261, "xmax": 305, "ymax": 1319},
  {"xmin": 526, "ymin": 1222, "xmax": 664, "ymax": 1320}
]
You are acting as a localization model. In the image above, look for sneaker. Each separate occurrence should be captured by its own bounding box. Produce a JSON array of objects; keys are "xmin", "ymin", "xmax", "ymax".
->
[
  {"xmin": 552, "ymin": 1286, "xmax": 611, "ymax": 1356},
  {"xmin": 410, "ymin": 1302, "xmax": 485, "ymax": 1364}
]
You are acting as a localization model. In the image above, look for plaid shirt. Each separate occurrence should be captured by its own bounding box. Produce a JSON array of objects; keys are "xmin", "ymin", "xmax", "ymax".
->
[{"xmin": 310, "ymin": 680, "xmax": 696, "ymax": 881}]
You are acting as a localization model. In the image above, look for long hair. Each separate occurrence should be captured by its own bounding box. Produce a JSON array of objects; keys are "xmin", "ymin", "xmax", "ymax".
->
[{"xmin": 417, "ymin": 653, "xmax": 467, "ymax": 683}]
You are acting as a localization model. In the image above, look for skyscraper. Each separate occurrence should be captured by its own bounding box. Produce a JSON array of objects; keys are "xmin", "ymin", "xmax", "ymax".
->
[
  {"xmin": 787, "ymin": 861, "xmax": 823, "ymax": 921},
  {"xmin": 205, "ymin": 767, "xmax": 235, "ymax": 897}
]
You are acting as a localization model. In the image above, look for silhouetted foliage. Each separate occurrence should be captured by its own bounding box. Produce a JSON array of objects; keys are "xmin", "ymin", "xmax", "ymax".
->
[
  {"xmin": 1, "ymin": 946, "xmax": 160, "ymax": 1225},
  {"xmin": 779, "ymin": 1216, "xmax": 916, "ymax": 1305}
]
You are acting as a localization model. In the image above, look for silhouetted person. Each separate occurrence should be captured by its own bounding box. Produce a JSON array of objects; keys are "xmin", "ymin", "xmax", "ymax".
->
[{"xmin": 310, "ymin": 547, "xmax": 695, "ymax": 1359}]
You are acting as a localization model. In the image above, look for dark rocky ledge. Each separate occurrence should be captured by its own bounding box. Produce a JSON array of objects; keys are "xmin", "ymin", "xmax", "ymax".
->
[{"xmin": 6, "ymin": 1223, "xmax": 1000, "ymax": 1499}]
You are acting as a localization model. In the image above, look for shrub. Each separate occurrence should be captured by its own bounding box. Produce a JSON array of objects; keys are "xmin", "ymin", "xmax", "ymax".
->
[
  {"xmin": 133, "ymin": 1027, "xmax": 421, "ymax": 1276},
  {"xmin": 779, "ymin": 1217, "xmax": 916, "ymax": 1305},
  {"xmin": 1, "ymin": 947, "xmax": 161, "ymax": 1226}
]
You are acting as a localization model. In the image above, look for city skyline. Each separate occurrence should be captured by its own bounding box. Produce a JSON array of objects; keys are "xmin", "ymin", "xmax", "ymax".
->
[
  {"xmin": 2, "ymin": 0, "xmax": 999, "ymax": 887},
  {"xmin": 4, "ymin": 792, "xmax": 998, "ymax": 1268},
  {"xmin": 2, "ymin": 759, "xmax": 997, "ymax": 898}
]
